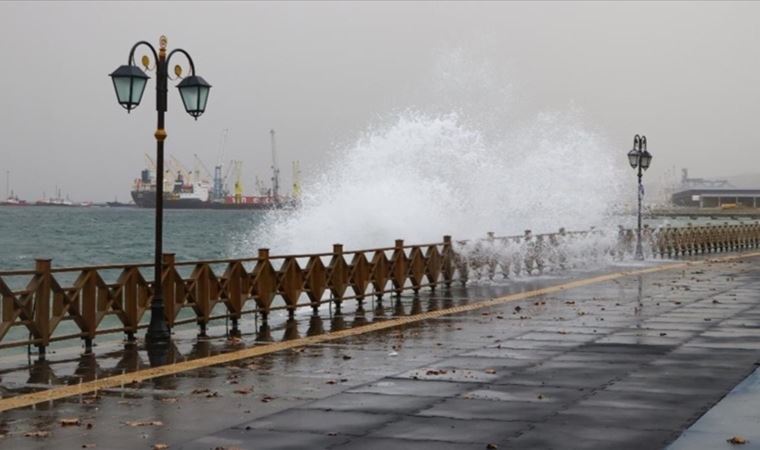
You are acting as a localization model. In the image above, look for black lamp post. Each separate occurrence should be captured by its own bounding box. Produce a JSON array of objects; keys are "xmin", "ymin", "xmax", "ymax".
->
[
  {"xmin": 627, "ymin": 134, "xmax": 652, "ymax": 260},
  {"xmin": 110, "ymin": 35, "xmax": 211, "ymax": 344}
]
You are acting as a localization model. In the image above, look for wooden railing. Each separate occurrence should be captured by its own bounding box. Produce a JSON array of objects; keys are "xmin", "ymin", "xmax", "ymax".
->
[
  {"xmin": 0, "ymin": 237, "xmax": 455, "ymax": 353},
  {"xmin": 1, "ymin": 223, "xmax": 757, "ymax": 354}
]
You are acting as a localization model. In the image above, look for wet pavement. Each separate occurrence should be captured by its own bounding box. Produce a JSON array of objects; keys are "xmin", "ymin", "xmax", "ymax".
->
[{"xmin": 2, "ymin": 256, "xmax": 760, "ymax": 449}]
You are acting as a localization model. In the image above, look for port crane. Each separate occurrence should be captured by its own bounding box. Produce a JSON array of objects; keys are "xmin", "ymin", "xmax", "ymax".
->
[
  {"xmin": 292, "ymin": 160, "xmax": 301, "ymax": 200},
  {"xmin": 212, "ymin": 129, "xmax": 229, "ymax": 201},
  {"xmin": 194, "ymin": 153, "xmax": 213, "ymax": 183},
  {"xmin": 270, "ymin": 129, "xmax": 280, "ymax": 203}
]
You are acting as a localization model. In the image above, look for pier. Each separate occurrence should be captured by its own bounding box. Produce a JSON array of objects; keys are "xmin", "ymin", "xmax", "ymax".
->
[{"xmin": 0, "ymin": 225, "xmax": 759, "ymax": 449}]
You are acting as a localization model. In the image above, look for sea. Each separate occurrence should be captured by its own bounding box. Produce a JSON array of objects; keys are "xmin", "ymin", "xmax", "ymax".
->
[
  {"xmin": 1, "ymin": 206, "xmax": 757, "ymax": 272},
  {"xmin": 0, "ymin": 207, "xmax": 267, "ymax": 271}
]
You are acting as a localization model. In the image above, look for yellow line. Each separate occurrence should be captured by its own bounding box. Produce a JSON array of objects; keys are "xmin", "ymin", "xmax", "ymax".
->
[{"xmin": 0, "ymin": 251, "xmax": 757, "ymax": 413}]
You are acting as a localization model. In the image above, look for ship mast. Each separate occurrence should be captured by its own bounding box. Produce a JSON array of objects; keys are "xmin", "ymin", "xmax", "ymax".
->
[{"xmin": 270, "ymin": 129, "xmax": 280, "ymax": 204}]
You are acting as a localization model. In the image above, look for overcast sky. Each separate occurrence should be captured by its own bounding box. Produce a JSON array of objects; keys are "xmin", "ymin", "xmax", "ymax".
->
[{"xmin": 1, "ymin": 1, "xmax": 759, "ymax": 202}]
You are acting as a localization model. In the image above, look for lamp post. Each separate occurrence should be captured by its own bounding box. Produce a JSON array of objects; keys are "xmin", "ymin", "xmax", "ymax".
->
[
  {"xmin": 627, "ymin": 134, "xmax": 652, "ymax": 260},
  {"xmin": 110, "ymin": 36, "xmax": 211, "ymax": 344}
]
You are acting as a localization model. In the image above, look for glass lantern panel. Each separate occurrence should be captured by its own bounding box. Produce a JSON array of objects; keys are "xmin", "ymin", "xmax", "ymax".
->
[
  {"xmin": 180, "ymin": 86, "xmax": 199, "ymax": 113},
  {"xmin": 113, "ymin": 77, "xmax": 133, "ymax": 104},
  {"xmin": 130, "ymin": 77, "xmax": 148, "ymax": 104},
  {"xmin": 627, "ymin": 150, "xmax": 639, "ymax": 169},
  {"xmin": 198, "ymin": 86, "xmax": 210, "ymax": 112}
]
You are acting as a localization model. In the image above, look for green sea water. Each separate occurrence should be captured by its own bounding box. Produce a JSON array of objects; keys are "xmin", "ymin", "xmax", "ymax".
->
[{"xmin": 0, "ymin": 206, "xmax": 267, "ymax": 271}]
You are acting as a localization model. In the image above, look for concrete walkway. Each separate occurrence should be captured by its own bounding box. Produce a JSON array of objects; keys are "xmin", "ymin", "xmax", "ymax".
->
[{"xmin": 2, "ymin": 256, "xmax": 760, "ymax": 449}]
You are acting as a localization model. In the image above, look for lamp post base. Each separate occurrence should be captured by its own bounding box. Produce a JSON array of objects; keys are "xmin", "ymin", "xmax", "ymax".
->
[{"xmin": 145, "ymin": 300, "xmax": 171, "ymax": 344}]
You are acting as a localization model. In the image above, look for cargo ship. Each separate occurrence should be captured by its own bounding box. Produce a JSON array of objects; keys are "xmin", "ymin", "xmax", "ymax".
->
[
  {"xmin": 131, "ymin": 172, "xmax": 286, "ymax": 209},
  {"xmin": 131, "ymin": 129, "xmax": 299, "ymax": 210}
]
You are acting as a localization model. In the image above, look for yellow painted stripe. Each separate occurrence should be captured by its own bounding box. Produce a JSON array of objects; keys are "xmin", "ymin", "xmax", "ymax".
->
[{"xmin": 0, "ymin": 251, "xmax": 757, "ymax": 413}]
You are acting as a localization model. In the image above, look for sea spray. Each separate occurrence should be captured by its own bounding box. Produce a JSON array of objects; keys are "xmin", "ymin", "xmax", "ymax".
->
[{"xmin": 248, "ymin": 109, "xmax": 627, "ymax": 255}]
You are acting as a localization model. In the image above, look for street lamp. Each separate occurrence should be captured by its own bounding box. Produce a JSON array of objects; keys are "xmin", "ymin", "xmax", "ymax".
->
[
  {"xmin": 110, "ymin": 36, "xmax": 211, "ymax": 344},
  {"xmin": 627, "ymin": 134, "xmax": 652, "ymax": 260}
]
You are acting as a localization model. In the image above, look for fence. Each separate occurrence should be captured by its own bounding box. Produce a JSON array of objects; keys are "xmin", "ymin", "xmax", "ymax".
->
[{"xmin": 0, "ymin": 223, "xmax": 757, "ymax": 355}]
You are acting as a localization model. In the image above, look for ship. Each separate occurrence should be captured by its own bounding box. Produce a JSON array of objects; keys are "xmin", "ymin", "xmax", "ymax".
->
[
  {"xmin": 34, "ymin": 187, "xmax": 91, "ymax": 207},
  {"xmin": 1, "ymin": 191, "xmax": 29, "ymax": 206},
  {"xmin": 130, "ymin": 129, "xmax": 300, "ymax": 210}
]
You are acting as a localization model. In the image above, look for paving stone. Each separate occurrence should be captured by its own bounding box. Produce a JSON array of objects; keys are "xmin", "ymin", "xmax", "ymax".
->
[
  {"xmin": 506, "ymin": 423, "xmax": 678, "ymax": 450},
  {"xmin": 242, "ymin": 409, "xmax": 397, "ymax": 436},
  {"xmin": 416, "ymin": 397, "xmax": 556, "ymax": 422},
  {"xmin": 394, "ymin": 367, "xmax": 504, "ymax": 383},
  {"xmin": 179, "ymin": 428, "xmax": 350, "ymax": 450},
  {"xmin": 328, "ymin": 437, "xmax": 483, "ymax": 450},
  {"xmin": 368, "ymin": 415, "xmax": 529, "ymax": 443},
  {"xmin": 554, "ymin": 404, "xmax": 699, "ymax": 431},
  {"xmin": 302, "ymin": 392, "xmax": 442, "ymax": 414},
  {"xmin": 348, "ymin": 378, "xmax": 476, "ymax": 397},
  {"xmin": 462, "ymin": 383, "xmax": 589, "ymax": 404}
]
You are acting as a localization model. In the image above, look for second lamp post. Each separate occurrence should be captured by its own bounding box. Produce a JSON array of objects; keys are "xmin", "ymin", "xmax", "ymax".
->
[
  {"xmin": 110, "ymin": 35, "xmax": 211, "ymax": 344},
  {"xmin": 627, "ymin": 134, "xmax": 653, "ymax": 260}
]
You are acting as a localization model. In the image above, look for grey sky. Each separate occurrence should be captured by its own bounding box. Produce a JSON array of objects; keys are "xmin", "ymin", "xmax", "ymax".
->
[{"xmin": 1, "ymin": 1, "xmax": 759, "ymax": 202}]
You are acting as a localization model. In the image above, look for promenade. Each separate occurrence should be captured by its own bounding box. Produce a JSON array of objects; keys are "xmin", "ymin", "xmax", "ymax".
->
[{"xmin": 2, "ymin": 252, "xmax": 760, "ymax": 449}]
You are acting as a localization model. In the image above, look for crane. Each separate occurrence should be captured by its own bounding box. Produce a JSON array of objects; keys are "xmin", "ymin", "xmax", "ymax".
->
[
  {"xmin": 194, "ymin": 153, "xmax": 213, "ymax": 182},
  {"xmin": 169, "ymin": 155, "xmax": 192, "ymax": 185},
  {"xmin": 144, "ymin": 153, "xmax": 156, "ymax": 171},
  {"xmin": 213, "ymin": 129, "xmax": 229, "ymax": 201},
  {"xmin": 270, "ymin": 129, "xmax": 280, "ymax": 203},
  {"xmin": 292, "ymin": 160, "xmax": 301, "ymax": 200},
  {"xmin": 233, "ymin": 160, "xmax": 243, "ymax": 203}
]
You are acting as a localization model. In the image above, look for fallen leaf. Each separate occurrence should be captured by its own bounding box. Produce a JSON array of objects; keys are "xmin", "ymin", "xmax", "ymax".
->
[
  {"xmin": 486, "ymin": 444, "xmax": 498, "ymax": 449},
  {"xmin": 484, "ymin": 369, "xmax": 496, "ymax": 374},
  {"xmin": 260, "ymin": 395, "xmax": 275, "ymax": 403},
  {"xmin": 342, "ymin": 355, "xmax": 352, "ymax": 360},
  {"xmin": 24, "ymin": 431, "xmax": 49, "ymax": 438},
  {"xmin": 727, "ymin": 436, "xmax": 748, "ymax": 445},
  {"xmin": 191, "ymin": 388, "xmax": 210, "ymax": 395},
  {"xmin": 234, "ymin": 387, "xmax": 254, "ymax": 395},
  {"xmin": 153, "ymin": 444, "xmax": 169, "ymax": 450},
  {"xmin": 60, "ymin": 418, "xmax": 81, "ymax": 427},
  {"xmin": 125, "ymin": 420, "xmax": 163, "ymax": 427},
  {"xmin": 326, "ymin": 380, "xmax": 337, "ymax": 385},
  {"xmin": 160, "ymin": 398, "xmax": 178, "ymax": 404}
]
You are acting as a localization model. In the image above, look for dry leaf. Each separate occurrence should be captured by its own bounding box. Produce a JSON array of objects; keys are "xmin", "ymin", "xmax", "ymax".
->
[
  {"xmin": 486, "ymin": 444, "xmax": 498, "ymax": 449},
  {"xmin": 484, "ymin": 369, "xmax": 496, "ymax": 374},
  {"xmin": 125, "ymin": 420, "xmax": 163, "ymax": 427},
  {"xmin": 24, "ymin": 431, "xmax": 49, "ymax": 438},
  {"xmin": 153, "ymin": 444, "xmax": 169, "ymax": 450},
  {"xmin": 160, "ymin": 398, "xmax": 178, "ymax": 404},
  {"xmin": 234, "ymin": 387, "xmax": 254, "ymax": 395},
  {"xmin": 260, "ymin": 395, "xmax": 275, "ymax": 403},
  {"xmin": 60, "ymin": 418, "xmax": 81, "ymax": 427},
  {"xmin": 728, "ymin": 436, "xmax": 748, "ymax": 445},
  {"xmin": 191, "ymin": 388, "xmax": 210, "ymax": 395}
]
